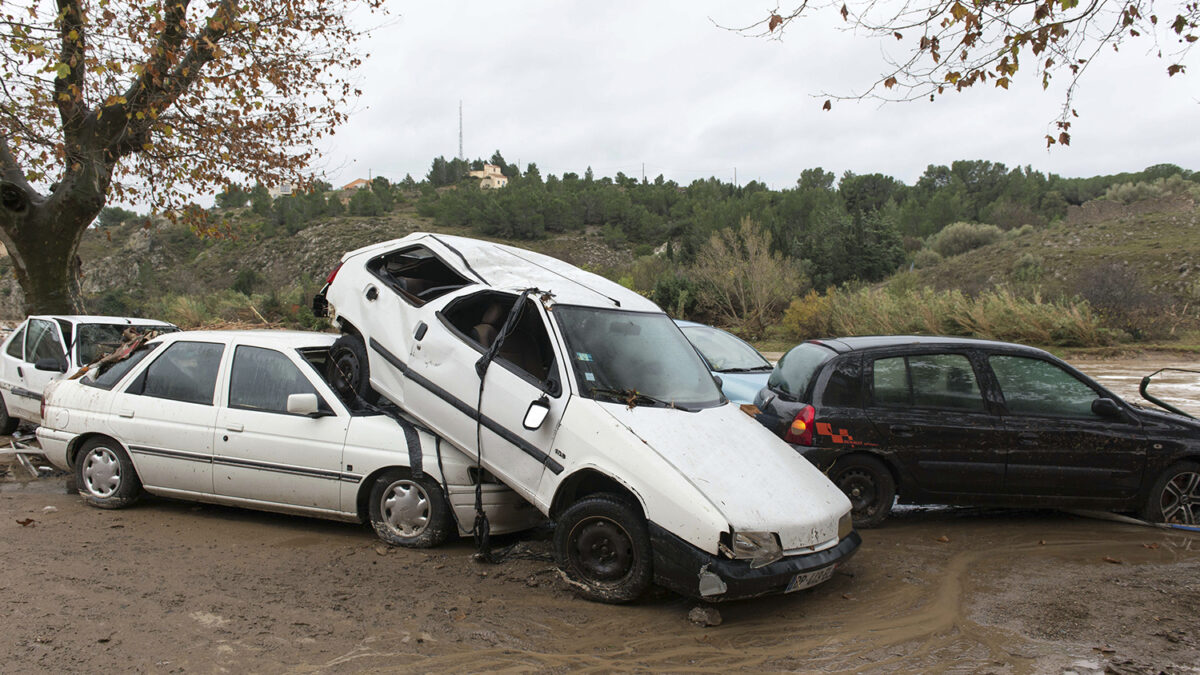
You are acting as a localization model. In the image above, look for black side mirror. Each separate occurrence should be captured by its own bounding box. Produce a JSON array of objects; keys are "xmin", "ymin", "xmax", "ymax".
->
[
  {"xmin": 1092, "ymin": 397, "xmax": 1122, "ymax": 418},
  {"xmin": 35, "ymin": 357, "xmax": 66, "ymax": 373},
  {"xmin": 713, "ymin": 375, "xmax": 724, "ymax": 390}
]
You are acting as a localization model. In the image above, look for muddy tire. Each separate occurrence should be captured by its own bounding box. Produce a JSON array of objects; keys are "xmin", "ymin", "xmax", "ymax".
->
[
  {"xmin": 831, "ymin": 455, "xmax": 895, "ymax": 528},
  {"xmin": 0, "ymin": 396, "xmax": 19, "ymax": 436},
  {"xmin": 327, "ymin": 334, "xmax": 379, "ymax": 406},
  {"xmin": 368, "ymin": 470, "xmax": 453, "ymax": 548},
  {"xmin": 1142, "ymin": 461, "xmax": 1200, "ymax": 525},
  {"xmin": 554, "ymin": 494, "xmax": 652, "ymax": 604},
  {"xmin": 75, "ymin": 437, "xmax": 142, "ymax": 509}
]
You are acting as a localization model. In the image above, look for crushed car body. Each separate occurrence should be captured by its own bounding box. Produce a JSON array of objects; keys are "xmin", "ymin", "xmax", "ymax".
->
[
  {"xmin": 36, "ymin": 330, "xmax": 543, "ymax": 547},
  {"xmin": 315, "ymin": 232, "xmax": 859, "ymax": 602}
]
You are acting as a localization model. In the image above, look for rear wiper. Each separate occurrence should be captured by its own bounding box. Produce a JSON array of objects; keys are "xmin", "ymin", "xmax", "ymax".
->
[{"xmin": 589, "ymin": 387, "xmax": 696, "ymax": 411}]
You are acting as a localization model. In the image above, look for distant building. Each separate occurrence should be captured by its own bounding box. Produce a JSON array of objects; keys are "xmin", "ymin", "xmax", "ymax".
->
[
  {"xmin": 341, "ymin": 178, "xmax": 371, "ymax": 191},
  {"xmin": 468, "ymin": 164, "xmax": 508, "ymax": 189},
  {"xmin": 267, "ymin": 182, "xmax": 295, "ymax": 198}
]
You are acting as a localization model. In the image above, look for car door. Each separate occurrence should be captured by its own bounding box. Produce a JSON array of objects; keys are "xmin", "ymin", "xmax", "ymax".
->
[
  {"xmin": 403, "ymin": 291, "xmax": 565, "ymax": 502},
  {"xmin": 8, "ymin": 318, "xmax": 68, "ymax": 421},
  {"xmin": 986, "ymin": 353, "xmax": 1147, "ymax": 501},
  {"xmin": 212, "ymin": 344, "xmax": 349, "ymax": 511},
  {"xmin": 0, "ymin": 322, "xmax": 29, "ymax": 417},
  {"xmin": 864, "ymin": 350, "xmax": 1005, "ymax": 497},
  {"xmin": 109, "ymin": 340, "xmax": 225, "ymax": 494}
]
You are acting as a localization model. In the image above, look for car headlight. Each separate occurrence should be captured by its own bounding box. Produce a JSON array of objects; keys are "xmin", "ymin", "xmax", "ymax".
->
[
  {"xmin": 839, "ymin": 511, "xmax": 854, "ymax": 540},
  {"xmin": 723, "ymin": 530, "xmax": 783, "ymax": 568}
]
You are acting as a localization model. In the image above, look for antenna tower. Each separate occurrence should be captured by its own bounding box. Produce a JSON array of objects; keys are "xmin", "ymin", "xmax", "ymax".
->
[{"xmin": 458, "ymin": 101, "xmax": 464, "ymax": 161}]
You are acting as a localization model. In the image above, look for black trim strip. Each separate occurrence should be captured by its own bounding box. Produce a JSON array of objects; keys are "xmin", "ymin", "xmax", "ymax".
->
[
  {"xmin": 12, "ymin": 387, "xmax": 42, "ymax": 401},
  {"xmin": 428, "ymin": 234, "xmax": 488, "ymax": 285},
  {"xmin": 132, "ymin": 444, "xmax": 364, "ymax": 482},
  {"xmin": 368, "ymin": 338, "xmax": 564, "ymax": 474},
  {"xmin": 130, "ymin": 445, "xmax": 213, "ymax": 464}
]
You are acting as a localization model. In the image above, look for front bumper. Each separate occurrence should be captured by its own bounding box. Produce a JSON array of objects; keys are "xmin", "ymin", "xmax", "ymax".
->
[{"xmin": 649, "ymin": 522, "xmax": 861, "ymax": 602}]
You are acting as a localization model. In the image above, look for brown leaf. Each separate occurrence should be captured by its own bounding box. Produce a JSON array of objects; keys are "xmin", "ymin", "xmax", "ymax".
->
[
  {"xmin": 1058, "ymin": 131, "xmax": 1071, "ymax": 146},
  {"xmin": 883, "ymin": 76, "xmax": 897, "ymax": 89},
  {"xmin": 1142, "ymin": 542, "xmax": 1160, "ymax": 550},
  {"xmin": 935, "ymin": 535, "xmax": 950, "ymax": 543},
  {"xmin": 893, "ymin": 31, "xmax": 903, "ymax": 40},
  {"xmin": 768, "ymin": 13, "xmax": 783, "ymax": 32},
  {"xmin": 822, "ymin": 99, "xmax": 832, "ymax": 111},
  {"xmin": 16, "ymin": 518, "xmax": 35, "ymax": 527},
  {"xmin": 1038, "ymin": 539, "xmax": 1047, "ymax": 545},
  {"xmin": 1167, "ymin": 63, "xmax": 1186, "ymax": 76},
  {"xmin": 840, "ymin": 4, "xmax": 849, "ymax": 20},
  {"xmin": 1102, "ymin": 556, "xmax": 1123, "ymax": 564}
]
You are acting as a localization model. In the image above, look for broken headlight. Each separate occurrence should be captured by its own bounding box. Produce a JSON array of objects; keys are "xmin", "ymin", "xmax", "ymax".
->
[
  {"xmin": 839, "ymin": 511, "xmax": 854, "ymax": 540},
  {"xmin": 720, "ymin": 530, "xmax": 783, "ymax": 568}
]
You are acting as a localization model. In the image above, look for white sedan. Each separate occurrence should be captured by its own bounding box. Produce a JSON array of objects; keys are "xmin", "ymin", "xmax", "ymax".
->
[{"xmin": 36, "ymin": 330, "xmax": 542, "ymax": 547}]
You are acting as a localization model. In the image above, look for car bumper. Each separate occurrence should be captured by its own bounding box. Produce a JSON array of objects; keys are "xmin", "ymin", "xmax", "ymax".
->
[
  {"xmin": 648, "ymin": 522, "xmax": 861, "ymax": 602},
  {"xmin": 34, "ymin": 427, "xmax": 73, "ymax": 471}
]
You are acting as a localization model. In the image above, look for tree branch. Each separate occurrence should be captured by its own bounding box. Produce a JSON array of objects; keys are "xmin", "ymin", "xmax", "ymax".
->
[{"xmin": 54, "ymin": 0, "xmax": 86, "ymax": 140}]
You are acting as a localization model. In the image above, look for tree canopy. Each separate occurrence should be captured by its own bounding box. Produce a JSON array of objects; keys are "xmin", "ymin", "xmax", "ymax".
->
[
  {"xmin": 738, "ymin": 0, "xmax": 1199, "ymax": 145},
  {"xmin": 0, "ymin": 0, "xmax": 382, "ymax": 312}
]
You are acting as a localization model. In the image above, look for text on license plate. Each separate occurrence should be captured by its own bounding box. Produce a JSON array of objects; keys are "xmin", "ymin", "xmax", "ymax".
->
[{"xmin": 785, "ymin": 565, "xmax": 836, "ymax": 593}]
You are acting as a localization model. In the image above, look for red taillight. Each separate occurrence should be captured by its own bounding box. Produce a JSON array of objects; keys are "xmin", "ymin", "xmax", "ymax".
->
[
  {"xmin": 783, "ymin": 405, "xmax": 815, "ymax": 445},
  {"xmin": 325, "ymin": 262, "xmax": 344, "ymax": 284}
]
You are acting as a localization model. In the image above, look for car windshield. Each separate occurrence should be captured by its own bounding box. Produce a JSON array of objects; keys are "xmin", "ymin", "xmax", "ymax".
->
[
  {"xmin": 555, "ymin": 306, "xmax": 723, "ymax": 410},
  {"xmin": 768, "ymin": 342, "xmax": 836, "ymax": 400},
  {"xmin": 680, "ymin": 325, "xmax": 772, "ymax": 372}
]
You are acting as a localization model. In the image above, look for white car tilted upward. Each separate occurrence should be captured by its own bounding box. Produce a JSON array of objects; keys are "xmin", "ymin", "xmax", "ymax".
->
[
  {"xmin": 314, "ymin": 232, "xmax": 860, "ymax": 603},
  {"xmin": 36, "ymin": 330, "xmax": 542, "ymax": 548}
]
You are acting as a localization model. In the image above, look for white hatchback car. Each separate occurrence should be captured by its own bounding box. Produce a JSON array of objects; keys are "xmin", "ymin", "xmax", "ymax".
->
[
  {"xmin": 0, "ymin": 315, "xmax": 176, "ymax": 433},
  {"xmin": 315, "ymin": 233, "xmax": 859, "ymax": 603},
  {"xmin": 36, "ymin": 330, "xmax": 542, "ymax": 548}
]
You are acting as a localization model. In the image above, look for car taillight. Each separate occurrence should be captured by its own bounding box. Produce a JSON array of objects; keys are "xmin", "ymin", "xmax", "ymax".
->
[
  {"xmin": 783, "ymin": 405, "xmax": 815, "ymax": 445},
  {"xmin": 325, "ymin": 262, "xmax": 344, "ymax": 284}
]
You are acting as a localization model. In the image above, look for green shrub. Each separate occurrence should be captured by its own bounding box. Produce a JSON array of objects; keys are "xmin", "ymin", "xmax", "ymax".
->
[
  {"xmin": 912, "ymin": 249, "xmax": 943, "ymax": 269},
  {"xmin": 928, "ymin": 222, "xmax": 1003, "ymax": 257}
]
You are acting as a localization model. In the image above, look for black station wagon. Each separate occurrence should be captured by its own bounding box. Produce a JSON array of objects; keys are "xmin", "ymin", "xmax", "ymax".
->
[{"xmin": 753, "ymin": 336, "xmax": 1200, "ymax": 527}]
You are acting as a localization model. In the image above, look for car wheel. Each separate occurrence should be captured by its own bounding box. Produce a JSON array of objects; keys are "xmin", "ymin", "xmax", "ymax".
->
[
  {"xmin": 554, "ymin": 494, "xmax": 652, "ymax": 604},
  {"xmin": 831, "ymin": 455, "xmax": 896, "ymax": 528},
  {"xmin": 368, "ymin": 470, "xmax": 453, "ymax": 548},
  {"xmin": 328, "ymin": 334, "xmax": 380, "ymax": 405},
  {"xmin": 1142, "ymin": 461, "xmax": 1200, "ymax": 525},
  {"xmin": 74, "ymin": 437, "xmax": 142, "ymax": 509},
  {"xmin": 0, "ymin": 396, "xmax": 19, "ymax": 436}
]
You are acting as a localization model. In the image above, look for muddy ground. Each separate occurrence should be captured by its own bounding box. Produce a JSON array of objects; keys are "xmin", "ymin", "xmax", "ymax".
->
[{"xmin": 2, "ymin": 472, "xmax": 1198, "ymax": 674}]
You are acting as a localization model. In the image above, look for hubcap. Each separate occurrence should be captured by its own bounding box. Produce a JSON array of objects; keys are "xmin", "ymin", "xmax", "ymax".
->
[
  {"xmin": 381, "ymin": 480, "xmax": 430, "ymax": 537},
  {"xmin": 1160, "ymin": 470, "xmax": 1200, "ymax": 525},
  {"xmin": 838, "ymin": 468, "xmax": 879, "ymax": 516},
  {"xmin": 569, "ymin": 517, "xmax": 633, "ymax": 582},
  {"xmin": 82, "ymin": 447, "xmax": 121, "ymax": 498}
]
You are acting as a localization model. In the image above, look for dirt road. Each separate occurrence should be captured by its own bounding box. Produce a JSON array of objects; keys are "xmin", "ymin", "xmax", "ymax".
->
[{"xmin": 3, "ymin": 473, "xmax": 1198, "ymax": 674}]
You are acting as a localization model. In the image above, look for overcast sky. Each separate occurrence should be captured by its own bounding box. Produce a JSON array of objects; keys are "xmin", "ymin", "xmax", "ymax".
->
[{"xmin": 314, "ymin": 1, "xmax": 1199, "ymax": 190}]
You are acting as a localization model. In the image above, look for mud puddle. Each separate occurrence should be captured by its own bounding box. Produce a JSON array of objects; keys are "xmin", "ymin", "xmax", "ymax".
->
[{"xmin": 1072, "ymin": 358, "xmax": 1199, "ymax": 417}]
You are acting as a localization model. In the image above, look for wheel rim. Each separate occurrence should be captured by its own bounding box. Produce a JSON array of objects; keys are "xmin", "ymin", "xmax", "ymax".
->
[
  {"xmin": 380, "ymin": 480, "xmax": 430, "ymax": 538},
  {"xmin": 837, "ymin": 468, "xmax": 880, "ymax": 517},
  {"xmin": 1159, "ymin": 470, "xmax": 1200, "ymax": 525},
  {"xmin": 81, "ymin": 446, "xmax": 121, "ymax": 498},
  {"xmin": 568, "ymin": 516, "xmax": 634, "ymax": 583}
]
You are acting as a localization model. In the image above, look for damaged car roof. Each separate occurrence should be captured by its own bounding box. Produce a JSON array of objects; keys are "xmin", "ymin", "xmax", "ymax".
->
[{"xmin": 344, "ymin": 232, "xmax": 660, "ymax": 312}]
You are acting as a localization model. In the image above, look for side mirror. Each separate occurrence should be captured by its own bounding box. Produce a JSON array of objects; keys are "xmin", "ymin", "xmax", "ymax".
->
[
  {"xmin": 1092, "ymin": 397, "xmax": 1122, "ymax": 418},
  {"xmin": 35, "ymin": 357, "xmax": 66, "ymax": 373},
  {"xmin": 523, "ymin": 397, "xmax": 551, "ymax": 430},
  {"xmin": 713, "ymin": 375, "xmax": 724, "ymax": 390},
  {"xmin": 287, "ymin": 393, "xmax": 323, "ymax": 417}
]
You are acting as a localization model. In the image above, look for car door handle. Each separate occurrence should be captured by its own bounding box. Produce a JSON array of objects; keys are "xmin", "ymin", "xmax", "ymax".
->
[
  {"xmin": 117, "ymin": 409, "xmax": 134, "ymax": 418},
  {"xmin": 16, "ymin": 366, "xmax": 22, "ymax": 378},
  {"xmin": 1018, "ymin": 432, "xmax": 1039, "ymax": 446},
  {"xmin": 890, "ymin": 424, "xmax": 913, "ymax": 436},
  {"xmin": 226, "ymin": 423, "xmax": 244, "ymax": 432}
]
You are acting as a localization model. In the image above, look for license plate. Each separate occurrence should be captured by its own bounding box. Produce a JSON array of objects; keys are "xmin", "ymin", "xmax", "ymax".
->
[{"xmin": 785, "ymin": 565, "xmax": 836, "ymax": 593}]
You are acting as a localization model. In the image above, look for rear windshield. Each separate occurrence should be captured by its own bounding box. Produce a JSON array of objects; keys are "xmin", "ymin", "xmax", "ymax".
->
[
  {"xmin": 86, "ymin": 343, "xmax": 160, "ymax": 390},
  {"xmin": 768, "ymin": 343, "xmax": 835, "ymax": 400}
]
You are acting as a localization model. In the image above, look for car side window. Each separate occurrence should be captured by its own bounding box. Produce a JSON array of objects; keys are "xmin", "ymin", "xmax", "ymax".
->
[
  {"xmin": 26, "ymin": 319, "xmax": 65, "ymax": 365},
  {"xmin": 229, "ymin": 346, "xmax": 327, "ymax": 415},
  {"xmin": 5, "ymin": 325, "xmax": 25, "ymax": 359},
  {"xmin": 989, "ymin": 355, "xmax": 1099, "ymax": 418},
  {"xmin": 442, "ymin": 291, "xmax": 559, "ymax": 393},
  {"xmin": 129, "ymin": 341, "xmax": 224, "ymax": 405},
  {"xmin": 820, "ymin": 356, "xmax": 862, "ymax": 407},
  {"xmin": 872, "ymin": 353, "xmax": 986, "ymax": 411}
]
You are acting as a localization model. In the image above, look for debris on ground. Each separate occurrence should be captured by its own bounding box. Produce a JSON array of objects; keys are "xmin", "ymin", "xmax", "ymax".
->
[{"xmin": 687, "ymin": 605, "xmax": 722, "ymax": 627}]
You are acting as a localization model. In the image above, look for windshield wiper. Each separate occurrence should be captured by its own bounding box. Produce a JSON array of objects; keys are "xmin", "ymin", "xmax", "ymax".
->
[
  {"xmin": 719, "ymin": 366, "xmax": 773, "ymax": 373},
  {"xmin": 588, "ymin": 387, "xmax": 696, "ymax": 411}
]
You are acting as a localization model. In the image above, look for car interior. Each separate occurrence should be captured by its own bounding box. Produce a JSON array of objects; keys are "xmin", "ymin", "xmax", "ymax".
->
[
  {"xmin": 366, "ymin": 245, "xmax": 474, "ymax": 306},
  {"xmin": 442, "ymin": 291, "xmax": 557, "ymax": 388}
]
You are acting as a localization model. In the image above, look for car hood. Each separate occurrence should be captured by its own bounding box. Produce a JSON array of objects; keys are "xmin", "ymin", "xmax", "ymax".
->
[
  {"xmin": 598, "ymin": 402, "xmax": 850, "ymax": 551},
  {"xmin": 717, "ymin": 371, "xmax": 772, "ymax": 406}
]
